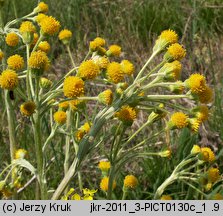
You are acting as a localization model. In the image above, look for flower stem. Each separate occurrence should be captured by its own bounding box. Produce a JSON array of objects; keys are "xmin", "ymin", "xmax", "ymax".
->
[
  {"xmin": 134, "ymin": 50, "xmax": 158, "ymax": 82},
  {"xmin": 4, "ymin": 90, "xmax": 17, "ymax": 198},
  {"xmin": 66, "ymin": 45, "xmax": 77, "ymax": 70},
  {"xmin": 33, "ymin": 76, "xmax": 47, "ymax": 199},
  {"xmin": 64, "ymin": 107, "xmax": 72, "ymax": 194}
]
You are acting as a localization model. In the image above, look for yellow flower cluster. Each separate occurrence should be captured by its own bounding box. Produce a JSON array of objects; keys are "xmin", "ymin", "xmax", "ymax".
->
[
  {"xmin": 98, "ymin": 161, "xmax": 110, "ymax": 172},
  {"xmin": 54, "ymin": 111, "xmax": 67, "ymax": 124},
  {"xmin": 121, "ymin": 60, "xmax": 134, "ymax": 76},
  {"xmin": 19, "ymin": 21, "xmax": 36, "ymax": 33},
  {"xmin": 153, "ymin": 29, "xmax": 178, "ymax": 53},
  {"xmin": 0, "ymin": 69, "xmax": 18, "ymax": 90},
  {"xmin": 5, "ymin": 32, "xmax": 19, "ymax": 47},
  {"xmin": 165, "ymin": 43, "xmax": 186, "ymax": 61},
  {"xmin": 185, "ymin": 74, "xmax": 213, "ymax": 104},
  {"xmin": 199, "ymin": 147, "xmax": 215, "ymax": 162},
  {"xmin": 7, "ymin": 54, "xmax": 24, "ymax": 71},
  {"xmin": 169, "ymin": 112, "xmax": 188, "ymax": 129},
  {"xmin": 38, "ymin": 41, "xmax": 51, "ymax": 53},
  {"xmin": 107, "ymin": 44, "xmax": 121, "ymax": 57},
  {"xmin": 63, "ymin": 76, "xmax": 84, "ymax": 98},
  {"xmin": 75, "ymin": 122, "xmax": 91, "ymax": 141},
  {"xmin": 78, "ymin": 60, "xmax": 100, "ymax": 80},
  {"xmin": 20, "ymin": 101, "xmax": 36, "ymax": 116},
  {"xmin": 34, "ymin": 2, "xmax": 48, "ymax": 13},
  {"xmin": 90, "ymin": 37, "xmax": 106, "ymax": 52},
  {"xmin": 115, "ymin": 105, "xmax": 137, "ymax": 125},
  {"xmin": 98, "ymin": 89, "xmax": 113, "ymax": 105},
  {"xmin": 28, "ymin": 50, "xmax": 50, "ymax": 72},
  {"xmin": 100, "ymin": 176, "xmax": 116, "ymax": 192},
  {"xmin": 39, "ymin": 15, "xmax": 60, "ymax": 35},
  {"xmin": 106, "ymin": 62, "xmax": 124, "ymax": 84},
  {"xmin": 124, "ymin": 175, "xmax": 138, "ymax": 189},
  {"xmin": 15, "ymin": 149, "xmax": 27, "ymax": 159},
  {"xmin": 58, "ymin": 29, "xmax": 72, "ymax": 45}
]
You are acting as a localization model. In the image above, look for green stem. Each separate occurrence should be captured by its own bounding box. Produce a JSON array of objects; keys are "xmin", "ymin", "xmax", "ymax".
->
[
  {"xmin": 64, "ymin": 107, "xmax": 72, "ymax": 194},
  {"xmin": 33, "ymin": 76, "xmax": 47, "ymax": 199},
  {"xmin": 4, "ymin": 90, "xmax": 17, "ymax": 199},
  {"xmin": 32, "ymin": 34, "xmax": 44, "ymax": 52},
  {"xmin": 107, "ymin": 165, "xmax": 115, "ymax": 200},
  {"xmin": 154, "ymin": 173, "xmax": 176, "ymax": 199},
  {"xmin": 12, "ymin": 0, "xmax": 18, "ymax": 18},
  {"xmin": 26, "ymin": 44, "xmax": 33, "ymax": 100},
  {"xmin": 134, "ymin": 50, "xmax": 159, "ymax": 82},
  {"xmin": 145, "ymin": 94, "xmax": 189, "ymax": 100},
  {"xmin": 122, "ymin": 188, "xmax": 128, "ymax": 200},
  {"xmin": 83, "ymin": 50, "xmax": 91, "ymax": 61},
  {"xmin": 0, "ymin": 6, "xmax": 4, "ymax": 28},
  {"xmin": 66, "ymin": 45, "xmax": 77, "ymax": 70}
]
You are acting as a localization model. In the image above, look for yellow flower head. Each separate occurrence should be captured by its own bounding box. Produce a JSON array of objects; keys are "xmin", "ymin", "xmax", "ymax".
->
[
  {"xmin": 58, "ymin": 29, "xmax": 72, "ymax": 45},
  {"xmin": 40, "ymin": 77, "xmax": 52, "ymax": 89},
  {"xmin": 208, "ymin": 168, "xmax": 220, "ymax": 183},
  {"xmin": 54, "ymin": 111, "xmax": 67, "ymax": 124},
  {"xmin": 100, "ymin": 176, "xmax": 116, "ymax": 192},
  {"xmin": 34, "ymin": 2, "xmax": 48, "ymax": 13},
  {"xmin": 5, "ymin": 32, "xmax": 19, "ymax": 47},
  {"xmin": 19, "ymin": 21, "xmax": 36, "ymax": 34},
  {"xmin": 0, "ymin": 51, "xmax": 3, "ymax": 61},
  {"xmin": 15, "ymin": 149, "xmax": 27, "ymax": 159},
  {"xmin": 69, "ymin": 99, "xmax": 83, "ymax": 110},
  {"xmin": 38, "ymin": 41, "xmax": 51, "ymax": 53},
  {"xmin": 98, "ymin": 89, "xmax": 113, "ymax": 105},
  {"xmin": 7, "ymin": 54, "xmax": 24, "ymax": 71},
  {"xmin": 98, "ymin": 161, "xmax": 110, "ymax": 172},
  {"xmin": 160, "ymin": 195, "xmax": 172, "ymax": 200},
  {"xmin": 107, "ymin": 45, "xmax": 121, "ymax": 57},
  {"xmin": 169, "ymin": 112, "xmax": 188, "ymax": 129},
  {"xmin": 124, "ymin": 175, "xmax": 138, "ymax": 189},
  {"xmin": 28, "ymin": 50, "xmax": 50, "ymax": 72},
  {"xmin": 78, "ymin": 60, "xmax": 100, "ymax": 80},
  {"xmin": 198, "ymin": 86, "xmax": 213, "ymax": 104},
  {"xmin": 106, "ymin": 62, "xmax": 124, "ymax": 84},
  {"xmin": 185, "ymin": 73, "xmax": 206, "ymax": 94},
  {"xmin": 159, "ymin": 29, "xmax": 178, "ymax": 44},
  {"xmin": 58, "ymin": 101, "xmax": 69, "ymax": 110},
  {"xmin": 192, "ymin": 105, "xmax": 209, "ymax": 122},
  {"xmin": 189, "ymin": 118, "xmax": 201, "ymax": 133},
  {"xmin": 35, "ymin": 13, "xmax": 48, "ymax": 24},
  {"xmin": 153, "ymin": 29, "xmax": 178, "ymax": 53},
  {"xmin": 31, "ymin": 33, "xmax": 39, "ymax": 46},
  {"xmin": 0, "ymin": 69, "xmax": 18, "ymax": 90},
  {"xmin": 159, "ymin": 60, "xmax": 182, "ymax": 81},
  {"xmin": 20, "ymin": 101, "xmax": 36, "ymax": 116},
  {"xmin": 115, "ymin": 105, "xmax": 137, "ymax": 125},
  {"xmin": 63, "ymin": 76, "xmax": 84, "ymax": 98},
  {"xmin": 75, "ymin": 122, "xmax": 91, "ymax": 141},
  {"xmin": 164, "ymin": 43, "xmax": 186, "ymax": 61},
  {"xmin": 199, "ymin": 147, "xmax": 215, "ymax": 162},
  {"xmin": 93, "ymin": 56, "xmax": 110, "ymax": 69},
  {"xmin": 94, "ymin": 37, "xmax": 106, "ymax": 47},
  {"xmin": 89, "ymin": 37, "xmax": 106, "ymax": 51},
  {"xmin": 39, "ymin": 16, "xmax": 60, "ymax": 35},
  {"xmin": 191, "ymin": 145, "xmax": 201, "ymax": 155},
  {"xmin": 159, "ymin": 149, "xmax": 172, "ymax": 158},
  {"xmin": 121, "ymin": 60, "xmax": 134, "ymax": 76}
]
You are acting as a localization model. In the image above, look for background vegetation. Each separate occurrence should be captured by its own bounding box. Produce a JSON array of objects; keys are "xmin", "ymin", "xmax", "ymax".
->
[{"xmin": 0, "ymin": 0, "xmax": 223, "ymax": 199}]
